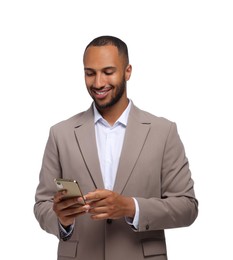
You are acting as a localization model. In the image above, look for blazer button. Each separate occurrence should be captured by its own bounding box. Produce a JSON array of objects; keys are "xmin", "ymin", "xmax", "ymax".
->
[
  {"xmin": 107, "ymin": 219, "xmax": 112, "ymax": 224},
  {"xmin": 146, "ymin": 224, "xmax": 149, "ymax": 230}
]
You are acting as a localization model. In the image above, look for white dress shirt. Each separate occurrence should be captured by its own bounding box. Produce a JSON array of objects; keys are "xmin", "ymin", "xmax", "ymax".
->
[
  {"xmin": 93, "ymin": 101, "xmax": 139, "ymax": 229},
  {"xmin": 60, "ymin": 101, "xmax": 139, "ymax": 237}
]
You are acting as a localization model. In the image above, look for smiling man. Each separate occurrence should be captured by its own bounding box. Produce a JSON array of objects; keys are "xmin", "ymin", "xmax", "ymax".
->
[
  {"xmin": 84, "ymin": 41, "xmax": 132, "ymax": 124},
  {"xmin": 34, "ymin": 35, "xmax": 198, "ymax": 260}
]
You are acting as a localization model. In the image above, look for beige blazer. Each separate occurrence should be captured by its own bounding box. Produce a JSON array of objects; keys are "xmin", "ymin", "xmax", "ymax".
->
[{"xmin": 34, "ymin": 102, "xmax": 198, "ymax": 260}]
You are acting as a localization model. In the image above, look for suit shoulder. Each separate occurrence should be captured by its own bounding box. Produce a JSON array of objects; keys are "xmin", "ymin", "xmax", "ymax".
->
[
  {"xmin": 52, "ymin": 113, "xmax": 82, "ymax": 128},
  {"xmin": 133, "ymin": 106, "xmax": 180, "ymax": 141},
  {"xmin": 132, "ymin": 105, "xmax": 174, "ymax": 128},
  {"xmin": 50, "ymin": 108, "xmax": 92, "ymax": 133}
]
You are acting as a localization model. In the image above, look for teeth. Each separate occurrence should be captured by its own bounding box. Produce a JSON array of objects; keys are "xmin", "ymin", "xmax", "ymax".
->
[
  {"xmin": 95, "ymin": 89, "xmax": 109, "ymax": 95},
  {"xmin": 93, "ymin": 88, "xmax": 111, "ymax": 95},
  {"xmin": 96, "ymin": 91, "xmax": 105, "ymax": 95}
]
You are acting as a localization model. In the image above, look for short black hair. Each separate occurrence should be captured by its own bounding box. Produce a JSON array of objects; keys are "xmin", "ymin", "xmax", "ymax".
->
[{"xmin": 84, "ymin": 35, "xmax": 129, "ymax": 65}]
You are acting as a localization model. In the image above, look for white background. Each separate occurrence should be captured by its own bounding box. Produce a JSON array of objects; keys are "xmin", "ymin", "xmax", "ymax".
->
[{"xmin": 1, "ymin": 0, "xmax": 233, "ymax": 259}]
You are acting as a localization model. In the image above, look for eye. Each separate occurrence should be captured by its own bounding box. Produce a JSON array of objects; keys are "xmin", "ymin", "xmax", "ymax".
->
[
  {"xmin": 104, "ymin": 71, "xmax": 114, "ymax": 76},
  {"xmin": 104, "ymin": 68, "xmax": 115, "ymax": 76},
  {"xmin": 85, "ymin": 71, "xmax": 95, "ymax": 77}
]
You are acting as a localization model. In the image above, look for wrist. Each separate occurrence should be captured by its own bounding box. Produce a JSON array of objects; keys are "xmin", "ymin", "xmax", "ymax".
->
[{"xmin": 124, "ymin": 197, "xmax": 135, "ymax": 218}]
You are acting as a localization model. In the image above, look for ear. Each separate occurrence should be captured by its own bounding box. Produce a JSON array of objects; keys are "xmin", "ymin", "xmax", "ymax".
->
[{"xmin": 125, "ymin": 64, "xmax": 132, "ymax": 81}]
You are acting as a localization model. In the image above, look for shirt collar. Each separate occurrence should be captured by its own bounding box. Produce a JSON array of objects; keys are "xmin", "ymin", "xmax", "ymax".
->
[{"xmin": 93, "ymin": 100, "xmax": 132, "ymax": 127}]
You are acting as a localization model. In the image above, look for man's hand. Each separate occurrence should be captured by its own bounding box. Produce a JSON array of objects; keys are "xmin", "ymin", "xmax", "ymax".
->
[
  {"xmin": 84, "ymin": 189, "xmax": 135, "ymax": 221},
  {"xmin": 53, "ymin": 190, "xmax": 90, "ymax": 227}
]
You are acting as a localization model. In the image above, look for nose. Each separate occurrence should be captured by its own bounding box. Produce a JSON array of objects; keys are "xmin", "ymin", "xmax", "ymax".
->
[{"xmin": 93, "ymin": 73, "xmax": 105, "ymax": 88}]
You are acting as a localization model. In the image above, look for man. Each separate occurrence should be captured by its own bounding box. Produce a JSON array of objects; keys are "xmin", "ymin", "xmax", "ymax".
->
[{"xmin": 34, "ymin": 35, "xmax": 198, "ymax": 260}]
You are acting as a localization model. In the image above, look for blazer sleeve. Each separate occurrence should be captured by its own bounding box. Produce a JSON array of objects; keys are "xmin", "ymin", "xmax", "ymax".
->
[
  {"xmin": 33, "ymin": 127, "xmax": 61, "ymax": 238},
  {"xmin": 136, "ymin": 122, "xmax": 198, "ymax": 232}
]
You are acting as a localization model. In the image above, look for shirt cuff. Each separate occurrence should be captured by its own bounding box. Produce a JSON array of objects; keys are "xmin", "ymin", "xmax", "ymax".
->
[
  {"xmin": 125, "ymin": 197, "xmax": 139, "ymax": 230},
  {"xmin": 59, "ymin": 221, "xmax": 75, "ymax": 239}
]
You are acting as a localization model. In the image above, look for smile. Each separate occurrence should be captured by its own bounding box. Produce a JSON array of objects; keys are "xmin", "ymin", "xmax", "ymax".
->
[
  {"xmin": 92, "ymin": 87, "xmax": 112, "ymax": 99},
  {"xmin": 95, "ymin": 90, "xmax": 108, "ymax": 95}
]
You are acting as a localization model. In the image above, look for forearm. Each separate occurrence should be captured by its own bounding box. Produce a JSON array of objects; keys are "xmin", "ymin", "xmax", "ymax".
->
[
  {"xmin": 34, "ymin": 201, "xmax": 60, "ymax": 237},
  {"xmin": 122, "ymin": 196, "xmax": 135, "ymax": 219},
  {"xmin": 136, "ymin": 196, "xmax": 198, "ymax": 232}
]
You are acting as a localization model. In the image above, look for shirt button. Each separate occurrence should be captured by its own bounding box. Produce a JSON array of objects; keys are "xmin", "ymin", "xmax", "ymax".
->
[
  {"xmin": 146, "ymin": 224, "xmax": 149, "ymax": 230},
  {"xmin": 107, "ymin": 219, "xmax": 112, "ymax": 224}
]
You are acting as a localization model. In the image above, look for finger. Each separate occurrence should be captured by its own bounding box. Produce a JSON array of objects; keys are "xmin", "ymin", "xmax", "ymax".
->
[
  {"xmin": 77, "ymin": 196, "xmax": 86, "ymax": 205},
  {"xmin": 59, "ymin": 197, "xmax": 88, "ymax": 210},
  {"xmin": 84, "ymin": 191, "xmax": 101, "ymax": 202},
  {"xmin": 53, "ymin": 190, "xmax": 67, "ymax": 203},
  {"xmin": 84, "ymin": 189, "xmax": 110, "ymax": 202},
  {"xmin": 55, "ymin": 204, "xmax": 90, "ymax": 220},
  {"xmin": 58, "ymin": 207, "xmax": 88, "ymax": 227},
  {"xmin": 89, "ymin": 204, "xmax": 107, "ymax": 213},
  {"xmin": 90, "ymin": 212, "xmax": 109, "ymax": 220},
  {"xmin": 63, "ymin": 204, "xmax": 91, "ymax": 216},
  {"xmin": 88, "ymin": 198, "xmax": 108, "ymax": 208}
]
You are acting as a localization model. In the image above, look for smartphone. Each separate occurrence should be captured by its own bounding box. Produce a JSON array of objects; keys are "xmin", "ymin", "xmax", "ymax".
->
[{"xmin": 54, "ymin": 178, "xmax": 86, "ymax": 205}]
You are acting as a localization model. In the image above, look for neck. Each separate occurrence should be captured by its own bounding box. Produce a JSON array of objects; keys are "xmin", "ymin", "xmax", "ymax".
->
[{"xmin": 98, "ymin": 98, "xmax": 129, "ymax": 126}]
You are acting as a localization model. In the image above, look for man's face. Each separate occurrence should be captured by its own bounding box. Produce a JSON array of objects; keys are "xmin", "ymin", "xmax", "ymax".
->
[{"xmin": 83, "ymin": 45, "xmax": 131, "ymax": 110}]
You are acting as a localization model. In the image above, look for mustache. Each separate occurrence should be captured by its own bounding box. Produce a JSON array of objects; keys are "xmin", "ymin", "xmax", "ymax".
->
[{"xmin": 90, "ymin": 85, "xmax": 113, "ymax": 90}]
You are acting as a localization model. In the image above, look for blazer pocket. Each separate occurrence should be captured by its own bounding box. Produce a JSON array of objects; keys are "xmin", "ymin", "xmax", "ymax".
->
[
  {"xmin": 58, "ymin": 240, "xmax": 78, "ymax": 258},
  {"xmin": 142, "ymin": 239, "xmax": 167, "ymax": 257}
]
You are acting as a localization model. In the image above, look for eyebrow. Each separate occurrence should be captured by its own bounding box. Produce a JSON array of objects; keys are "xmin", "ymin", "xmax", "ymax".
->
[{"xmin": 84, "ymin": 66, "xmax": 116, "ymax": 71}]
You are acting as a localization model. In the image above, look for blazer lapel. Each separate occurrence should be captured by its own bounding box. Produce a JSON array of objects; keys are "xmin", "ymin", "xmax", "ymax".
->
[
  {"xmin": 74, "ymin": 106, "xmax": 104, "ymax": 190},
  {"xmin": 113, "ymin": 104, "xmax": 151, "ymax": 194}
]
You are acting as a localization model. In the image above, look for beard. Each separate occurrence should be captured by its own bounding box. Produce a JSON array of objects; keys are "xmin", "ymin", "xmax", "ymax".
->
[{"xmin": 93, "ymin": 78, "xmax": 126, "ymax": 110}]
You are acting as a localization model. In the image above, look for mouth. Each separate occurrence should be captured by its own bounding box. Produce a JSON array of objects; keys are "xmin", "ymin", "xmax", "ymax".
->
[{"xmin": 91, "ymin": 87, "xmax": 112, "ymax": 99}]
